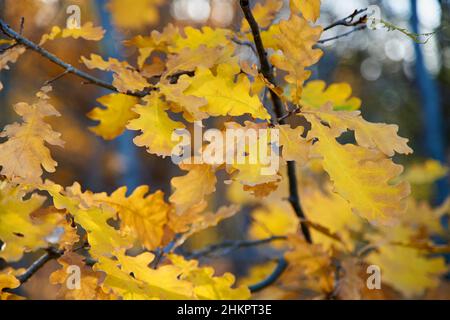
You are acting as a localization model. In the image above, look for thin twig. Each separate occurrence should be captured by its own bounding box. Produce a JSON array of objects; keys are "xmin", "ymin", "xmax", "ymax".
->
[
  {"xmin": 318, "ymin": 25, "xmax": 367, "ymax": 44},
  {"xmin": 0, "ymin": 42, "xmax": 18, "ymax": 54},
  {"xmin": 323, "ymin": 8, "xmax": 368, "ymax": 32},
  {"xmin": 249, "ymin": 258, "xmax": 287, "ymax": 292},
  {"xmin": 187, "ymin": 236, "xmax": 287, "ymax": 259},
  {"xmin": 0, "ymin": 18, "xmax": 152, "ymax": 98},
  {"xmin": 232, "ymin": 37, "xmax": 257, "ymax": 55},
  {"xmin": 44, "ymin": 69, "xmax": 71, "ymax": 85},
  {"xmin": 240, "ymin": 0, "xmax": 312, "ymax": 244}
]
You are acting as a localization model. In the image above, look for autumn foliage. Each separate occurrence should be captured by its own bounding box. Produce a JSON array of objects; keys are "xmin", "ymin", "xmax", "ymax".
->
[{"xmin": 0, "ymin": 0, "xmax": 449, "ymax": 300}]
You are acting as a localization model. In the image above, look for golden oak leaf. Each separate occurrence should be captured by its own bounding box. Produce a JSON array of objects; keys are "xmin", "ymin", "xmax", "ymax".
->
[
  {"xmin": 300, "ymin": 182, "xmax": 363, "ymax": 250},
  {"xmin": 0, "ymin": 273, "xmax": 21, "ymax": 300},
  {"xmin": 43, "ymin": 182, "xmax": 134, "ymax": 259},
  {"xmin": 305, "ymin": 114, "xmax": 410, "ymax": 224},
  {"xmin": 159, "ymin": 77, "xmax": 208, "ymax": 122},
  {"xmin": 40, "ymin": 23, "xmax": 105, "ymax": 45},
  {"xmin": 88, "ymin": 94, "xmax": 138, "ymax": 140},
  {"xmin": 368, "ymin": 245, "xmax": 447, "ymax": 298},
  {"xmin": 182, "ymin": 64, "xmax": 270, "ymax": 120},
  {"xmin": 124, "ymin": 24, "xmax": 181, "ymax": 68},
  {"xmin": 163, "ymin": 44, "xmax": 236, "ymax": 80},
  {"xmin": 171, "ymin": 205, "xmax": 240, "ymax": 246},
  {"xmin": 270, "ymin": 14, "xmax": 323, "ymax": 103},
  {"xmin": 101, "ymin": 186, "xmax": 172, "ymax": 250},
  {"xmin": 277, "ymin": 124, "xmax": 310, "ymax": 164},
  {"xmin": 301, "ymin": 80, "xmax": 361, "ymax": 111},
  {"xmin": 282, "ymin": 235, "xmax": 334, "ymax": 295},
  {"xmin": 249, "ymin": 201, "xmax": 298, "ymax": 245},
  {"xmin": 0, "ymin": 45, "xmax": 25, "ymax": 91},
  {"xmin": 224, "ymin": 122, "xmax": 281, "ymax": 189},
  {"xmin": 241, "ymin": 0, "xmax": 284, "ymax": 32},
  {"xmin": 50, "ymin": 252, "xmax": 113, "ymax": 300},
  {"xmin": 306, "ymin": 105, "xmax": 413, "ymax": 157},
  {"xmin": 290, "ymin": 0, "xmax": 322, "ymax": 22},
  {"xmin": 168, "ymin": 254, "xmax": 251, "ymax": 300},
  {"xmin": 172, "ymin": 26, "xmax": 232, "ymax": 52},
  {"xmin": 81, "ymin": 54, "xmax": 149, "ymax": 93},
  {"xmin": 0, "ymin": 86, "xmax": 64, "ymax": 183},
  {"xmin": 127, "ymin": 93, "xmax": 185, "ymax": 157},
  {"xmin": 403, "ymin": 160, "xmax": 448, "ymax": 185},
  {"xmin": 169, "ymin": 164, "xmax": 217, "ymax": 215},
  {"xmin": 334, "ymin": 257, "xmax": 365, "ymax": 300},
  {"xmin": 107, "ymin": 0, "xmax": 163, "ymax": 29},
  {"xmin": 0, "ymin": 182, "xmax": 62, "ymax": 262},
  {"xmin": 94, "ymin": 251, "xmax": 195, "ymax": 300},
  {"xmin": 260, "ymin": 24, "xmax": 281, "ymax": 50}
]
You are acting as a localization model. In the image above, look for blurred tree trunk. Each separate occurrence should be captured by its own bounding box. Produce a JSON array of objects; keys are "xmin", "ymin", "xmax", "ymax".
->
[
  {"xmin": 92, "ymin": 0, "xmax": 144, "ymax": 192},
  {"xmin": 410, "ymin": 0, "xmax": 449, "ymax": 204}
]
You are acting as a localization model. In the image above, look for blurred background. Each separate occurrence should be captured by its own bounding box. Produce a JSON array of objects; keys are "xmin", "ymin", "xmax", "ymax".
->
[{"xmin": 0, "ymin": 0, "xmax": 449, "ymax": 298}]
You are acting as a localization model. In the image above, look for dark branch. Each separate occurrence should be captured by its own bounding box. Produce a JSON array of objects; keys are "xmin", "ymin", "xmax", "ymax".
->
[
  {"xmin": 239, "ymin": 0, "xmax": 312, "ymax": 244},
  {"xmin": 323, "ymin": 8, "xmax": 368, "ymax": 32},
  {"xmin": 187, "ymin": 236, "xmax": 287, "ymax": 259},
  {"xmin": 16, "ymin": 247, "xmax": 63, "ymax": 285},
  {"xmin": 249, "ymin": 258, "xmax": 287, "ymax": 292},
  {"xmin": 318, "ymin": 25, "xmax": 367, "ymax": 44},
  {"xmin": 0, "ymin": 18, "xmax": 152, "ymax": 98}
]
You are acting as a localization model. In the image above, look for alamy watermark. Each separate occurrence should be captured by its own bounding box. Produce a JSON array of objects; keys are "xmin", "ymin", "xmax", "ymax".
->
[{"xmin": 171, "ymin": 122, "xmax": 280, "ymax": 176}]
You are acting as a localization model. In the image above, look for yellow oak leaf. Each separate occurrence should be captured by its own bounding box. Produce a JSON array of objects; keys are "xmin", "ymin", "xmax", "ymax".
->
[
  {"xmin": 403, "ymin": 160, "xmax": 448, "ymax": 185},
  {"xmin": 107, "ymin": 0, "xmax": 164, "ymax": 29},
  {"xmin": 270, "ymin": 14, "xmax": 323, "ymax": 103},
  {"xmin": 124, "ymin": 24, "xmax": 181, "ymax": 68},
  {"xmin": 290, "ymin": 0, "xmax": 322, "ymax": 22},
  {"xmin": 159, "ymin": 77, "xmax": 208, "ymax": 122},
  {"xmin": 224, "ymin": 122, "xmax": 281, "ymax": 189},
  {"xmin": 100, "ymin": 186, "xmax": 172, "ymax": 250},
  {"xmin": 0, "ymin": 273, "xmax": 21, "ymax": 300},
  {"xmin": 277, "ymin": 124, "xmax": 310, "ymax": 164},
  {"xmin": 182, "ymin": 64, "xmax": 270, "ymax": 120},
  {"xmin": 305, "ymin": 114, "xmax": 410, "ymax": 224},
  {"xmin": 168, "ymin": 254, "xmax": 251, "ymax": 300},
  {"xmin": 301, "ymin": 80, "xmax": 361, "ymax": 111},
  {"xmin": 0, "ymin": 182, "xmax": 62, "ymax": 262},
  {"xmin": 88, "ymin": 94, "xmax": 138, "ymax": 140},
  {"xmin": 306, "ymin": 105, "xmax": 413, "ymax": 157},
  {"xmin": 127, "ymin": 93, "xmax": 185, "ymax": 157},
  {"xmin": 94, "ymin": 251, "xmax": 195, "ymax": 300},
  {"xmin": 300, "ymin": 182, "xmax": 363, "ymax": 250},
  {"xmin": 39, "ymin": 23, "xmax": 105, "ymax": 45},
  {"xmin": 171, "ymin": 205, "xmax": 240, "ymax": 246},
  {"xmin": 241, "ymin": 0, "xmax": 284, "ymax": 32},
  {"xmin": 172, "ymin": 26, "xmax": 232, "ymax": 52},
  {"xmin": 0, "ymin": 86, "xmax": 64, "ymax": 183},
  {"xmin": 163, "ymin": 44, "xmax": 236, "ymax": 80},
  {"xmin": 42, "ymin": 182, "xmax": 134, "ymax": 259},
  {"xmin": 368, "ymin": 245, "xmax": 447, "ymax": 298},
  {"xmin": 81, "ymin": 54, "xmax": 149, "ymax": 93},
  {"xmin": 283, "ymin": 234, "xmax": 334, "ymax": 294},
  {"xmin": 249, "ymin": 201, "xmax": 299, "ymax": 244},
  {"xmin": 0, "ymin": 45, "xmax": 25, "ymax": 91},
  {"xmin": 169, "ymin": 164, "xmax": 217, "ymax": 215},
  {"xmin": 50, "ymin": 252, "xmax": 113, "ymax": 300}
]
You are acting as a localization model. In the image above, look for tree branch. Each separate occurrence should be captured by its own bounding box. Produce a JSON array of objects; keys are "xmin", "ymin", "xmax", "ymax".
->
[
  {"xmin": 323, "ymin": 8, "xmax": 368, "ymax": 32},
  {"xmin": 187, "ymin": 236, "xmax": 287, "ymax": 259},
  {"xmin": 318, "ymin": 25, "xmax": 367, "ymax": 44},
  {"xmin": 0, "ymin": 18, "xmax": 152, "ymax": 97},
  {"xmin": 239, "ymin": 0, "xmax": 312, "ymax": 244},
  {"xmin": 16, "ymin": 247, "xmax": 63, "ymax": 285}
]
